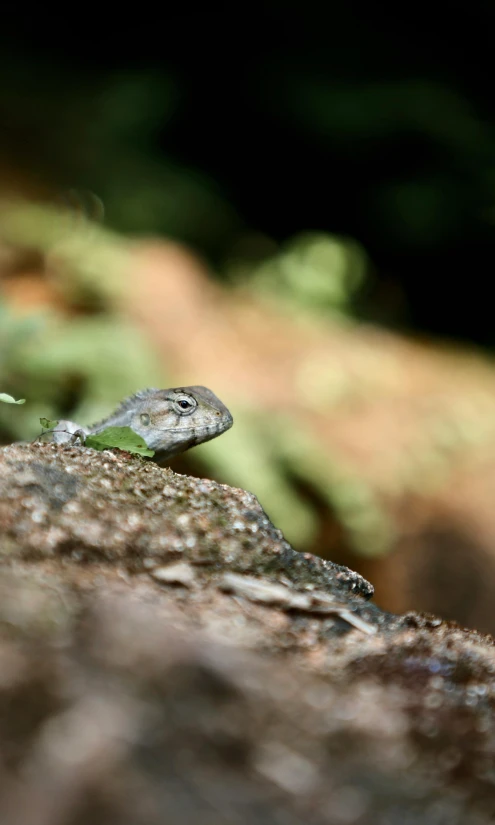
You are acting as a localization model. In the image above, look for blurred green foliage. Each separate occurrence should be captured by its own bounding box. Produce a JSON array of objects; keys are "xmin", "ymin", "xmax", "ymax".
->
[
  {"xmin": 0, "ymin": 199, "xmax": 163, "ymax": 439},
  {"xmin": 230, "ymin": 232, "xmax": 368, "ymax": 319},
  {"xmin": 0, "ymin": 307, "xmax": 163, "ymax": 442},
  {"xmin": 0, "ymin": 199, "xmax": 128, "ymax": 306},
  {"xmin": 0, "ymin": 393, "xmax": 25, "ymax": 404}
]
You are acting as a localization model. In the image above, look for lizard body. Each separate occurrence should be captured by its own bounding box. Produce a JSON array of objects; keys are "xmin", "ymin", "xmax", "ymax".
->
[{"xmin": 41, "ymin": 386, "xmax": 233, "ymax": 464}]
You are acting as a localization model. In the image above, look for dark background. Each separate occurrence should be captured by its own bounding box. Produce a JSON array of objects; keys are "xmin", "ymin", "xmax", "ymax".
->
[{"xmin": 1, "ymin": 3, "xmax": 495, "ymax": 342}]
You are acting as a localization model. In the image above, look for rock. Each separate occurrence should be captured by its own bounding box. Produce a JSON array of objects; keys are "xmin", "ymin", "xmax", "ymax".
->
[
  {"xmin": 150, "ymin": 561, "xmax": 196, "ymax": 587},
  {"xmin": 0, "ymin": 442, "xmax": 494, "ymax": 824}
]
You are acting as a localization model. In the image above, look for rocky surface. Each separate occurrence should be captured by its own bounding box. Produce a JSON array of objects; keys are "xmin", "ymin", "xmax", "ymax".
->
[{"xmin": 0, "ymin": 442, "xmax": 494, "ymax": 824}]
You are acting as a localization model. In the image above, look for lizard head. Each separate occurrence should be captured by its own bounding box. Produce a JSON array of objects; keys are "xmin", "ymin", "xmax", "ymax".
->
[{"xmin": 128, "ymin": 385, "xmax": 233, "ymax": 462}]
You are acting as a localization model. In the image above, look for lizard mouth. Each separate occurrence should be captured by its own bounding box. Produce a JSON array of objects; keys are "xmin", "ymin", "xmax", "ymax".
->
[
  {"xmin": 188, "ymin": 418, "xmax": 233, "ymax": 440},
  {"xmin": 189, "ymin": 414, "xmax": 233, "ymax": 436},
  {"xmin": 151, "ymin": 415, "xmax": 233, "ymax": 456}
]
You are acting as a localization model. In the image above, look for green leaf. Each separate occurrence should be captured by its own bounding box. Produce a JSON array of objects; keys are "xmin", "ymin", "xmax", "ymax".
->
[
  {"xmin": 85, "ymin": 426, "xmax": 155, "ymax": 457},
  {"xmin": 0, "ymin": 393, "xmax": 26, "ymax": 404},
  {"xmin": 40, "ymin": 418, "xmax": 60, "ymax": 429}
]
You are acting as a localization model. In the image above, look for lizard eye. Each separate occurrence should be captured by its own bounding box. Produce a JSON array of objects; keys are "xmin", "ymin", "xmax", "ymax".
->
[
  {"xmin": 140, "ymin": 413, "xmax": 151, "ymax": 426},
  {"xmin": 175, "ymin": 394, "xmax": 196, "ymax": 414}
]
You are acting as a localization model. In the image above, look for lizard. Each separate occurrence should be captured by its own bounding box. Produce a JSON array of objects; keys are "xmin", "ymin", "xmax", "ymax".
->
[{"xmin": 37, "ymin": 386, "xmax": 233, "ymax": 464}]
